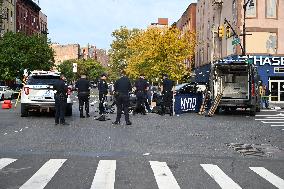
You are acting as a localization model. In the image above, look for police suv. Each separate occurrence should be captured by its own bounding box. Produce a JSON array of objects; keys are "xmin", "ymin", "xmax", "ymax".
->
[{"xmin": 21, "ymin": 71, "xmax": 73, "ymax": 117}]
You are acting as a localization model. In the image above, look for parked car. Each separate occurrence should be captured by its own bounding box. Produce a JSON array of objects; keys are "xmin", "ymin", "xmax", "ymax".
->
[
  {"xmin": 0, "ymin": 86, "xmax": 14, "ymax": 101},
  {"xmin": 175, "ymin": 82, "xmax": 207, "ymax": 95},
  {"xmin": 20, "ymin": 71, "xmax": 73, "ymax": 117}
]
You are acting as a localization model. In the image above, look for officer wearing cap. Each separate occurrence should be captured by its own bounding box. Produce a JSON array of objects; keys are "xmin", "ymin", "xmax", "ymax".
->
[
  {"xmin": 53, "ymin": 74, "xmax": 69, "ymax": 125},
  {"xmin": 161, "ymin": 74, "xmax": 174, "ymax": 116},
  {"xmin": 113, "ymin": 71, "xmax": 132, "ymax": 125},
  {"xmin": 75, "ymin": 75, "xmax": 91, "ymax": 118},
  {"xmin": 98, "ymin": 73, "xmax": 108, "ymax": 116},
  {"xmin": 134, "ymin": 73, "xmax": 149, "ymax": 115}
]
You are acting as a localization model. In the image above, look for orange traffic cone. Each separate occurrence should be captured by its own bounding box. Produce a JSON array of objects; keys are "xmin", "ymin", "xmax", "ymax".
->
[{"xmin": 2, "ymin": 100, "xmax": 12, "ymax": 109}]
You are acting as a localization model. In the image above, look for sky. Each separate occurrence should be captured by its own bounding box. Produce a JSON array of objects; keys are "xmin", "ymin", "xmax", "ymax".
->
[{"xmin": 39, "ymin": 0, "xmax": 196, "ymax": 50}]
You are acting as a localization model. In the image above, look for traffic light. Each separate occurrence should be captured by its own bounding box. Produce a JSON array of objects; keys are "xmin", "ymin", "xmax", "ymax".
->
[
  {"xmin": 225, "ymin": 26, "xmax": 231, "ymax": 38},
  {"xmin": 218, "ymin": 25, "xmax": 224, "ymax": 38}
]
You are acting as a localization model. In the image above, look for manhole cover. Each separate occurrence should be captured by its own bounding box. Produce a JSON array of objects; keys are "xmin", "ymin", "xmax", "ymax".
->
[{"xmin": 225, "ymin": 143, "xmax": 283, "ymax": 157}]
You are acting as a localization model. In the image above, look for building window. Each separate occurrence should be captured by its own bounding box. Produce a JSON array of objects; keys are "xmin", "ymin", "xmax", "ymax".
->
[
  {"xmin": 274, "ymin": 67, "xmax": 284, "ymax": 73},
  {"xmin": 232, "ymin": 0, "xmax": 237, "ymax": 25},
  {"xmin": 266, "ymin": 0, "xmax": 277, "ymax": 18},
  {"xmin": 10, "ymin": 11, "xmax": 13, "ymax": 23},
  {"xmin": 246, "ymin": 0, "xmax": 257, "ymax": 18}
]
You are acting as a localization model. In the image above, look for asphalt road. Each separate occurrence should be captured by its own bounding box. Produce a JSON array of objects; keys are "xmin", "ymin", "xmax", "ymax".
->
[{"xmin": 0, "ymin": 96, "xmax": 283, "ymax": 189}]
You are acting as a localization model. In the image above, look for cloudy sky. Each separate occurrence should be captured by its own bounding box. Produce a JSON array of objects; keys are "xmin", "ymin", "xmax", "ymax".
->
[{"xmin": 40, "ymin": 0, "xmax": 196, "ymax": 49}]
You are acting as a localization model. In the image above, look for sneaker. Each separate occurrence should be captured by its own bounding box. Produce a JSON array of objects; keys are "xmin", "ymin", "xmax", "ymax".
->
[
  {"xmin": 55, "ymin": 123, "xmax": 59, "ymax": 126},
  {"xmin": 80, "ymin": 115, "xmax": 85, "ymax": 118},
  {"xmin": 126, "ymin": 121, "xmax": 132, "ymax": 125},
  {"xmin": 61, "ymin": 122, "xmax": 70, "ymax": 126},
  {"xmin": 112, "ymin": 121, "xmax": 120, "ymax": 125},
  {"xmin": 86, "ymin": 114, "xmax": 90, "ymax": 118}
]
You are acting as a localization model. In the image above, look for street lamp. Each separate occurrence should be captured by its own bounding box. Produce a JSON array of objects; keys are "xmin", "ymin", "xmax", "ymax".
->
[{"xmin": 242, "ymin": 0, "xmax": 255, "ymax": 55}]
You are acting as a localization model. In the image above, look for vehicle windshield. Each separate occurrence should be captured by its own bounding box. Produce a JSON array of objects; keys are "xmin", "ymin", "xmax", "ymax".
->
[{"xmin": 27, "ymin": 75, "xmax": 60, "ymax": 85}]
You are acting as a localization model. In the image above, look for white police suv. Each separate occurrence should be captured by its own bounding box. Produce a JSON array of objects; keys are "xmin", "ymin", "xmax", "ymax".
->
[{"xmin": 21, "ymin": 71, "xmax": 73, "ymax": 117}]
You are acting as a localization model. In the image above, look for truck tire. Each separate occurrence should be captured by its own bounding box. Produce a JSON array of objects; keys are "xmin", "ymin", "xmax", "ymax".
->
[
  {"xmin": 21, "ymin": 104, "xmax": 29, "ymax": 117},
  {"xmin": 65, "ymin": 104, "xmax": 72, "ymax": 116},
  {"xmin": 249, "ymin": 106, "xmax": 256, "ymax": 116}
]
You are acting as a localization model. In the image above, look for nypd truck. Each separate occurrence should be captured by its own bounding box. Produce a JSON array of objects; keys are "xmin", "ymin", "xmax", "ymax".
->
[{"xmin": 210, "ymin": 62, "xmax": 261, "ymax": 116}]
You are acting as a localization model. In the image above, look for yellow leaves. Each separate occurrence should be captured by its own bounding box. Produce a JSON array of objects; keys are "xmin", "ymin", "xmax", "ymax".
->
[{"xmin": 125, "ymin": 27, "xmax": 196, "ymax": 82}]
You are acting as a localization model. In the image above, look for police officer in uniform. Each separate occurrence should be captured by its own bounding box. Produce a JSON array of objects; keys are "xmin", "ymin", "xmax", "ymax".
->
[
  {"xmin": 75, "ymin": 75, "xmax": 91, "ymax": 118},
  {"xmin": 134, "ymin": 74, "xmax": 149, "ymax": 115},
  {"xmin": 161, "ymin": 74, "xmax": 174, "ymax": 116},
  {"xmin": 53, "ymin": 74, "xmax": 68, "ymax": 125},
  {"xmin": 98, "ymin": 73, "xmax": 108, "ymax": 117},
  {"xmin": 113, "ymin": 71, "xmax": 132, "ymax": 125}
]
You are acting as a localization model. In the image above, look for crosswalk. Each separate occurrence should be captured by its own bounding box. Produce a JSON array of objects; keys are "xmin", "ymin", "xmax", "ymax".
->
[
  {"xmin": 0, "ymin": 158, "xmax": 283, "ymax": 189},
  {"xmin": 255, "ymin": 109, "xmax": 284, "ymax": 130}
]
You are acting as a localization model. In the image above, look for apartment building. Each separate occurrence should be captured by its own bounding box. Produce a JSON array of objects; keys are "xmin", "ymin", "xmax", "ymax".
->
[
  {"xmin": 196, "ymin": 0, "xmax": 284, "ymax": 104},
  {"xmin": 0, "ymin": 0, "xmax": 16, "ymax": 36}
]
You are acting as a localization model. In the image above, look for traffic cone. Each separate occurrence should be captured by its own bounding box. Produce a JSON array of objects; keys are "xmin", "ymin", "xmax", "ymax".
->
[{"xmin": 2, "ymin": 100, "xmax": 12, "ymax": 109}]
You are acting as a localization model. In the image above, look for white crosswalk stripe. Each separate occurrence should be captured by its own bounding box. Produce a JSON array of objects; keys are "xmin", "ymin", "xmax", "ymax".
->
[
  {"xmin": 256, "ymin": 110, "xmax": 284, "ymax": 129},
  {"xmin": 250, "ymin": 167, "xmax": 284, "ymax": 189},
  {"xmin": 1, "ymin": 158, "xmax": 284, "ymax": 189},
  {"xmin": 0, "ymin": 158, "xmax": 17, "ymax": 170},
  {"xmin": 90, "ymin": 160, "xmax": 116, "ymax": 189},
  {"xmin": 201, "ymin": 164, "xmax": 242, "ymax": 189},
  {"xmin": 150, "ymin": 161, "xmax": 181, "ymax": 189},
  {"xmin": 19, "ymin": 159, "xmax": 67, "ymax": 189}
]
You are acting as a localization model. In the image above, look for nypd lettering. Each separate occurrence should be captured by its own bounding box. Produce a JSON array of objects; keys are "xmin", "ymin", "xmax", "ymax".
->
[{"xmin": 180, "ymin": 97, "xmax": 197, "ymax": 111}]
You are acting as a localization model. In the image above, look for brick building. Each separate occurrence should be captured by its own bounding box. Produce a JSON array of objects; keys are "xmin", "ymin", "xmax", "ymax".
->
[
  {"xmin": 39, "ymin": 11, "xmax": 47, "ymax": 35},
  {"xmin": 0, "ymin": 0, "xmax": 16, "ymax": 36},
  {"xmin": 51, "ymin": 44, "xmax": 80, "ymax": 66},
  {"xmin": 16, "ymin": 0, "xmax": 41, "ymax": 35}
]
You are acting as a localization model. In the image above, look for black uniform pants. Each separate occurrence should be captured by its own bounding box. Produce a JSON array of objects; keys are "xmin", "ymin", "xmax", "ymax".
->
[
  {"xmin": 55, "ymin": 94, "xmax": 66, "ymax": 124},
  {"xmin": 162, "ymin": 91, "xmax": 173, "ymax": 114},
  {"xmin": 99, "ymin": 93, "xmax": 106, "ymax": 115},
  {"xmin": 135, "ymin": 91, "xmax": 146, "ymax": 114},
  {"xmin": 115, "ymin": 94, "xmax": 130, "ymax": 122},
  {"xmin": 79, "ymin": 94, "xmax": 89, "ymax": 116}
]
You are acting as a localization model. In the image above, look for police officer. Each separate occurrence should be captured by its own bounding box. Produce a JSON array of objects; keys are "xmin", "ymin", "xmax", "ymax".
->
[
  {"xmin": 161, "ymin": 74, "xmax": 174, "ymax": 116},
  {"xmin": 75, "ymin": 75, "xmax": 91, "ymax": 118},
  {"xmin": 134, "ymin": 73, "xmax": 149, "ymax": 115},
  {"xmin": 113, "ymin": 71, "xmax": 132, "ymax": 125},
  {"xmin": 98, "ymin": 73, "xmax": 108, "ymax": 116},
  {"xmin": 53, "ymin": 74, "xmax": 68, "ymax": 125}
]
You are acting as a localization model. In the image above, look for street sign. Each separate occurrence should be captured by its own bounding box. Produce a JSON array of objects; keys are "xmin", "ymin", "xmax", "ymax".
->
[
  {"xmin": 232, "ymin": 38, "xmax": 240, "ymax": 45},
  {"xmin": 72, "ymin": 63, "xmax": 77, "ymax": 73}
]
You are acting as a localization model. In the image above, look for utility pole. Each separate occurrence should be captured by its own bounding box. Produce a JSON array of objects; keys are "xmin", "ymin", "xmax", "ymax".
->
[{"xmin": 242, "ymin": 0, "xmax": 254, "ymax": 55}]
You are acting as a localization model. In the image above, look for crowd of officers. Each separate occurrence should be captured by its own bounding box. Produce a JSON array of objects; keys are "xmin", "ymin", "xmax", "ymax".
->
[{"xmin": 53, "ymin": 72, "xmax": 174, "ymax": 125}]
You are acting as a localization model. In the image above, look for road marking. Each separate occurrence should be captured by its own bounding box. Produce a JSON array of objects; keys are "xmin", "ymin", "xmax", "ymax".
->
[
  {"xmin": 150, "ymin": 161, "xmax": 181, "ymax": 189},
  {"xmin": 255, "ymin": 119, "xmax": 284, "ymax": 121},
  {"xmin": 90, "ymin": 160, "xmax": 116, "ymax": 189},
  {"xmin": 0, "ymin": 158, "xmax": 17, "ymax": 170},
  {"xmin": 256, "ymin": 114, "xmax": 284, "ymax": 117},
  {"xmin": 19, "ymin": 159, "xmax": 66, "ymax": 189},
  {"xmin": 266, "ymin": 117, "xmax": 284, "ymax": 119},
  {"xmin": 250, "ymin": 167, "xmax": 284, "ymax": 189},
  {"xmin": 201, "ymin": 164, "xmax": 242, "ymax": 189},
  {"xmin": 261, "ymin": 121, "xmax": 284, "ymax": 124},
  {"xmin": 260, "ymin": 110, "xmax": 277, "ymax": 112},
  {"xmin": 271, "ymin": 125, "xmax": 284, "ymax": 127}
]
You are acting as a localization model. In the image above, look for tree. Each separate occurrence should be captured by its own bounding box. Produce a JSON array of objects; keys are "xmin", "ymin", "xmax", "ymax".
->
[
  {"xmin": 76, "ymin": 59, "xmax": 106, "ymax": 81},
  {"xmin": 57, "ymin": 60, "xmax": 75, "ymax": 82},
  {"xmin": 0, "ymin": 32, "xmax": 55, "ymax": 81},
  {"xmin": 108, "ymin": 26, "xmax": 140, "ymax": 78},
  {"xmin": 126, "ymin": 27, "xmax": 196, "ymax": 82}
]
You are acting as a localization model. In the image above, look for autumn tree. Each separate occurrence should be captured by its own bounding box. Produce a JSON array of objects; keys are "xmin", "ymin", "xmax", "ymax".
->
[
  {"xmin": 108, "ymin": 26, "xmax": 140, "ymax": 79},
  {"xmin": 126, "ymin": 27, "xmax": 196, "ymax": 82}
]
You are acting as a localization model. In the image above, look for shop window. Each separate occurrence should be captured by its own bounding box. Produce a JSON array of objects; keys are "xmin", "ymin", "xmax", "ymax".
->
[
  {"xmin": 275, "ymin": 67, "xmax": 284, "ymax": 73},
  {"xmin": 246, "ymin": 0, "xmax": 256, "ymax": 18},
  {"xmin": 266, "ymin": 0, "xmax": 277, "ymax": 18}
]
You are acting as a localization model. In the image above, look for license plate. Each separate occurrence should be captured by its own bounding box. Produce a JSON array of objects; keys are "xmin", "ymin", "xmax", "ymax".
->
[{"xmin": 43, "ymin": 90, "xmax": 53, "ymax": 97}]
